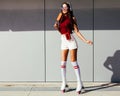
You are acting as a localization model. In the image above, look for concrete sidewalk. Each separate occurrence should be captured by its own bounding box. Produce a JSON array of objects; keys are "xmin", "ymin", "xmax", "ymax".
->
[{"xmin": 0, "ymin": 82, "xmax": 119, "ymax": 96}]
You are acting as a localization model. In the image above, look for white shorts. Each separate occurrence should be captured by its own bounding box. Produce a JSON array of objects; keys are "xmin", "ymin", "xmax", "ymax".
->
[{"xmin": 61, "ymin": 34, "xmax": 78, "ymax": 50}]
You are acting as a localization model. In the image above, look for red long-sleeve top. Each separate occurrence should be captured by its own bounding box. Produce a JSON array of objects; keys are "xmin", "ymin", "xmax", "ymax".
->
[{"xmin": 59, "ymin": 15, "xmax": 73, "ymax": 40}]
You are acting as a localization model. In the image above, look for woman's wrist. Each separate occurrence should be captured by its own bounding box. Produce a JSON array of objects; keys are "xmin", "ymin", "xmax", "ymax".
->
[
  {"xmin": 82, "ymin": 39, "xmax": 87, "ymax": 43},
  {"xmin": 55, "ymin": 21, "xmax": 59, "ymax": 25},
  {"xmin": 54, "ymin": 21, "xmax": 59, "ymax": 29}
]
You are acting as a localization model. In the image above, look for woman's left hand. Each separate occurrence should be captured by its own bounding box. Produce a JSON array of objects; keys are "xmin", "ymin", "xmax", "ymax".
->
[{"xmin": 86, "ymin": 40, "xmax": 93, "ymax": 45}]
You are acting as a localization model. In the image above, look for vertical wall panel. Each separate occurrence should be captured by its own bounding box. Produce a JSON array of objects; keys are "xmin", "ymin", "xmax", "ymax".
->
[
  {"xmin": 94, "ymin": 0, "xmax": 120, "ymax": 82},
  {"xmin": 45, "ymin": 0, "xmax": 63, "ymax": 81},
  {"xmin": 0, "ymin": 0, "xmax": 45, "ymax": 81}
]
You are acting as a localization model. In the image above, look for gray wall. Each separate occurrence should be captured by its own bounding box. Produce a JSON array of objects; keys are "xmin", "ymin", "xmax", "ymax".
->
[{"xmin": 0, "ymin": 0, "xmax": 120, "ymax": 82}]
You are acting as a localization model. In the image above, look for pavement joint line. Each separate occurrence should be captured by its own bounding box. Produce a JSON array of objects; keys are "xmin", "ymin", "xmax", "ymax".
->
[{"xmin": 27, "ymin": 87, "xmax": 33, "ymax": 96}]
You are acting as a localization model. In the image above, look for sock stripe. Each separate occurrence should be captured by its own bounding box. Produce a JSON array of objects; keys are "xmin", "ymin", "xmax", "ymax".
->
[
  {"xmin": 61, "ymin": 65, "xmax": 66, "ymax": 68},
  {"xmin": 74, "ymin": 65, "xmax": 79, "ymax": 69}
]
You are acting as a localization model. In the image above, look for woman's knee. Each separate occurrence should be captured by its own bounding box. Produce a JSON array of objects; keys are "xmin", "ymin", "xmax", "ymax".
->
[{"xmin": 70, "ymin": 57, "xmax": 77, "ymax": 62}]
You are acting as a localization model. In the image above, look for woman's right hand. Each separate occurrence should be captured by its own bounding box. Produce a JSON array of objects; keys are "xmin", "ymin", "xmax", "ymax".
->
[{"xmin": 54, "ymin": 23, "xmax": 58, "ymax": 29}]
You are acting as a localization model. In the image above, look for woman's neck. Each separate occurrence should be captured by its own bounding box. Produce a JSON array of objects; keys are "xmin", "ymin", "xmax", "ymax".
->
[{"xmin": 62, "ymin": 11, "xmax": 68, "ymax": 14}]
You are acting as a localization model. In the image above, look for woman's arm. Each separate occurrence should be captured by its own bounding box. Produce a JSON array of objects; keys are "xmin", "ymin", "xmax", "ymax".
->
[
  {"xmin": 73, "ymin": 24, "xmax": 93, "ymax": 45},
  {"xmin": 53, "ymin": 12, "xmax": 62, "ymax": 31}
]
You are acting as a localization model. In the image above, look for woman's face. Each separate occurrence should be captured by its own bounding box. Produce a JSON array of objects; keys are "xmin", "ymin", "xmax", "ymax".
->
[{"xmin": 62, "ymin": 4, "xmax": 68, "ymax": 13}]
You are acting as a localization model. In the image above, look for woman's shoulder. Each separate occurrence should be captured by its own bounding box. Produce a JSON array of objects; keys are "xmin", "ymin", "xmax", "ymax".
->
[
  {"xmin": 56, "ymin": 12, "xmax": 63, "ymax": 21},
  {"xmin": 58, "ymin": 12, "xmax": 62, "ymax": 16}
]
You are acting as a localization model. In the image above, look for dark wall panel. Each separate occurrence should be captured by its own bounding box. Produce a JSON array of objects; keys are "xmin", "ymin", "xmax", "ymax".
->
[{"xmin": 94, "ymin": 0, "xmax": 120, "ymax": 30}]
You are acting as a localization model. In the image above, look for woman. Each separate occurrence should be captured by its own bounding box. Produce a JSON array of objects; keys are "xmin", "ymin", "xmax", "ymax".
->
[{"xmin": 54, "ymin": 2, "xmax": 93, "ymax": 94}]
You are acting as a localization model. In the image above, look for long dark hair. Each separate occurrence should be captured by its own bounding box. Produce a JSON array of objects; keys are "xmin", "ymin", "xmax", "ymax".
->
[{"xmin": 60, "ymin": 2, "xmax": 74, "ymax": 22}]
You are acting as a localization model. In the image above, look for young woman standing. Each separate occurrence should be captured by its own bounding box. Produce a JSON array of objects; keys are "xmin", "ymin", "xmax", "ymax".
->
[{"xmin": 54, "ymin": 2, "xmax": 93, "ymax": 94}]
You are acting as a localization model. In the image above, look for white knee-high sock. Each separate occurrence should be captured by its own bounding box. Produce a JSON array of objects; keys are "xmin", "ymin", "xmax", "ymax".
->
[
  {"xmin": 61, "ymin": 61, "xmax": 67, "ymax": 90},
  {"xmin": 71, "ymin": 61, "xmax": 82, "ymax": 91}
]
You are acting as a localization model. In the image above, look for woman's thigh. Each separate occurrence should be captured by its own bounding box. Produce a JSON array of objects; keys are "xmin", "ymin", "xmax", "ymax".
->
[
  {"xmin": 70, "ymin": 49, "xmax": 77, "ymax": 62},
  {"xmin": 61, "ymin": 49, "xmax": 69, "ymax": 61}
]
